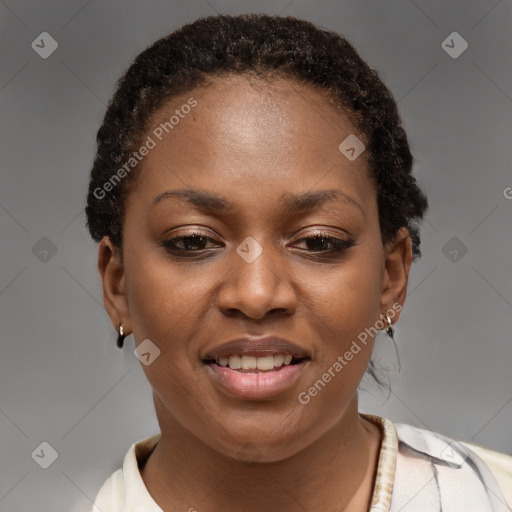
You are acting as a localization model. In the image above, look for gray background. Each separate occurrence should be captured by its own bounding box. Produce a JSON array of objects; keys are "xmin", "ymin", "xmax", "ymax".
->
[{"xmin": 1, "ymin": 1, "xmax": 511, "ymax": 510}]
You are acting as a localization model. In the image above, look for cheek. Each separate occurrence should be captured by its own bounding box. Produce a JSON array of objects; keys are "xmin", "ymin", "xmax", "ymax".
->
[
  {"xmin": 295, "ymin": 253, "xmax": 382, "ymax": 416},
  {"xmin": 124, "ymin": 241, "xmax": 208, "ymax": 343},
  {"xmin": 123, "ymin": 248, "xmax": 212, "ymax": 419},
  {"xmin": 122, "ymin": 240, "xmax": 218, "ymax": 387},
  {"xmin": 304, "ymin": 248, "xmax": 383, "ymax": 356},
  {"xmin": 121, "ymin": 247, "xmax": 236, "ymax": 451}
]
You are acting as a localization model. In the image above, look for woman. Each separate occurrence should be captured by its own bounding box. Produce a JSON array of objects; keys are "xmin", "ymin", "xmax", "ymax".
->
[{"xmin": 86, "ymin": 14, "xmax": 511, "ymax": 512}]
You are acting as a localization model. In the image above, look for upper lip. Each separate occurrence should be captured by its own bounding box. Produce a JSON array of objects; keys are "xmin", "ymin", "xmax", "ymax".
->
[{"xmin": 202, "ymin": 336, "xmax": 311, "ymax": 361}]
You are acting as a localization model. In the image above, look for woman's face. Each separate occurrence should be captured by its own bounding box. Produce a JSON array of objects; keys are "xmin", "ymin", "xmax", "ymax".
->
[{"xmin": 99, "ymin": 75, "xmax": 411, "ymax": 462}]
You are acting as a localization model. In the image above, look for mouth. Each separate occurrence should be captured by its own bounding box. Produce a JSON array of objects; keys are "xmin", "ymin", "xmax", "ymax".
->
[
  {"xmin": 203, "ymin": 353, "xmax": 309, "ymax": 373},
  {"xmin": 202, "ymin": 338, "xmax": 311, "ymax": 400}
]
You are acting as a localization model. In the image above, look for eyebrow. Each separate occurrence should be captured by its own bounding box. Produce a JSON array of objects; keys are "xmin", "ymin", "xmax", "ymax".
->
[{"xmin": 152, "ymin": 188, "xmax": 364, "ymax": 217}]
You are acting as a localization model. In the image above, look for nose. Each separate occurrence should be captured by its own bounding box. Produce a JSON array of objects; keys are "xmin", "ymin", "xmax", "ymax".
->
[{"xmin": 216, "ymin": 240, "xmax": 297, "ymax": 320}]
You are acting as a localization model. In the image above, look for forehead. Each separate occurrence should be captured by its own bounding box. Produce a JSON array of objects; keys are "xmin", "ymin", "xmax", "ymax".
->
[{"xmin": 129, "ymin": 75, "xmax": 375, "ymax": 216}]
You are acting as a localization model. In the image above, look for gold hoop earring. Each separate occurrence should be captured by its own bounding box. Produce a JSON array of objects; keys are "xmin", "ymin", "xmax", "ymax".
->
[{"xmin": 116, "ymin": 323, "xmax": 126, "ymax": 349}]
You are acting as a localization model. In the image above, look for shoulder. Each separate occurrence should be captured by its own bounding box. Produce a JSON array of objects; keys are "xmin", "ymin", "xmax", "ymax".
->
[
  {"xmin": 391, "ymin": 422, "xmax": 511, "ymax": 512},
  {"xmin": 90, "ymin": 433, "xmax": 162, "ymax": 512},
  {"xmin": 461, "ymin": 440, "xmax": 512, "ymax": 508},
  {"xmin": 90, "ymin": 468, "xmax": 125, "ymax": 512}
]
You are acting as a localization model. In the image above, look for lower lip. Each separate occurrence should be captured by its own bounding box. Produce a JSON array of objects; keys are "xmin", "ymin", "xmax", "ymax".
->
[{"xmin": 205, "ymin": 361, "xmax": 309, "ymax": 400}]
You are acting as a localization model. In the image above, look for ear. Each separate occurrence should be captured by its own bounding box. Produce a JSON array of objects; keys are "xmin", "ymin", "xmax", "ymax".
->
[
  {"xmin": 97, "ymin": 236, "xmax": 131, "ymax": 334},
  {"xmin": 379, "ymin": 227, "xmax": 413, "ymax": 322}
]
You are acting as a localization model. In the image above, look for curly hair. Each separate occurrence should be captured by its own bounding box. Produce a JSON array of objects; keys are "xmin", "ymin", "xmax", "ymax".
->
[{"xmin": 86, "ymin": 13, "xmax": 428, "ymax": 260}]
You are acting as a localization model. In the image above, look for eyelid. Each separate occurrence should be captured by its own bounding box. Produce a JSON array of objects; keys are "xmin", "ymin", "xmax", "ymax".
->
[
  {"xmin": 289, "ymin": 225, "xmax": 354, "ymax": 240},
  {"xmin": 162, "ymin": 226, "xmax": 221, "ymax": 240},
  {"xmin": 162, "ymin": 229, "xmax": 221, "ymax": 245}
]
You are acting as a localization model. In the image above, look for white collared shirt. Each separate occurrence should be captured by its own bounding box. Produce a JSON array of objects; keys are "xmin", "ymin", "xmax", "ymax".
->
[{"xmin": 91, "ymin": 415, "xmax": 512, "ymax": 512}]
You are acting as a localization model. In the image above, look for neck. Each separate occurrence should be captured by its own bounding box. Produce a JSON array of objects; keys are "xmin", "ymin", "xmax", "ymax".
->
[{"xmin": 141, "ymin": 396, "xmax": 381, "ymax": 512}]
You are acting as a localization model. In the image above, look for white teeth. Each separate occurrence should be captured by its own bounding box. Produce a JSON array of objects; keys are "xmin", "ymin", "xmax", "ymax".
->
[
  {"xmin": 274, "ymin": 354, "xmax": 284, "ymax": 367},
  {"xmin": 241, "ymin": 355, "xmax": 256, "ymax": 369},
  {"xmin": 218, "ymin": 354, "xmax": 297, "ymax": 370},
  {"xmin": 256, "ymin": 355, "xmax": 275, "ymax": 370},
  {"xmin": 228, "ymin": 355, "xmax": 242, "ymax": 369}
]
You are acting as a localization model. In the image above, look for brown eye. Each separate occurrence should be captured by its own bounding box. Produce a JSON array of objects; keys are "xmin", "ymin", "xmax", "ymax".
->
[
  {"xmin": 161, "ymin": 231, "xmax": 222, "ymax": 255},
  {"xmin": 291, "ymin": 233, "xmax": 356, "ymax": 253}
]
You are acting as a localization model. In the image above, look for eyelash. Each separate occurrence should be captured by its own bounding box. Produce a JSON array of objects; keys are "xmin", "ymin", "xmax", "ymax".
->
[{"xmin": 161, "ymin": 230, "xmax": 356, "ymax": 258}]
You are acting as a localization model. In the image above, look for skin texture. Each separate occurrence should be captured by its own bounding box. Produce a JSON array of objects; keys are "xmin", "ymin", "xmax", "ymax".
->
[{"xmin": 98, "ymin": 75, "xmax": 413, "ymax": 511}]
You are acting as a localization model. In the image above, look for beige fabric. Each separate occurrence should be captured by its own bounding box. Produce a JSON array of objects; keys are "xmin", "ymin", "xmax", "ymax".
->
[
  {"xmin": 361, "ymin": 414, "xmax": 398, "ymax": 511},
  {"xmin": 461, "ymin": 441, "xmax": 512, "ymax": 508}
]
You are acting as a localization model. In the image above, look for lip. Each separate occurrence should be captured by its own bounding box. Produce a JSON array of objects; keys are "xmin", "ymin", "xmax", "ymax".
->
[
  {"xmin": 202, "ymin": 336, "xmax": 311, "ymax": 360},
  {"xmin": 202, "ymin": 336, "xmax": 311, "ymax": 400},
  {"xmin": 205, "ymin": 359, "xmax": 310, "ymax": 399}
]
